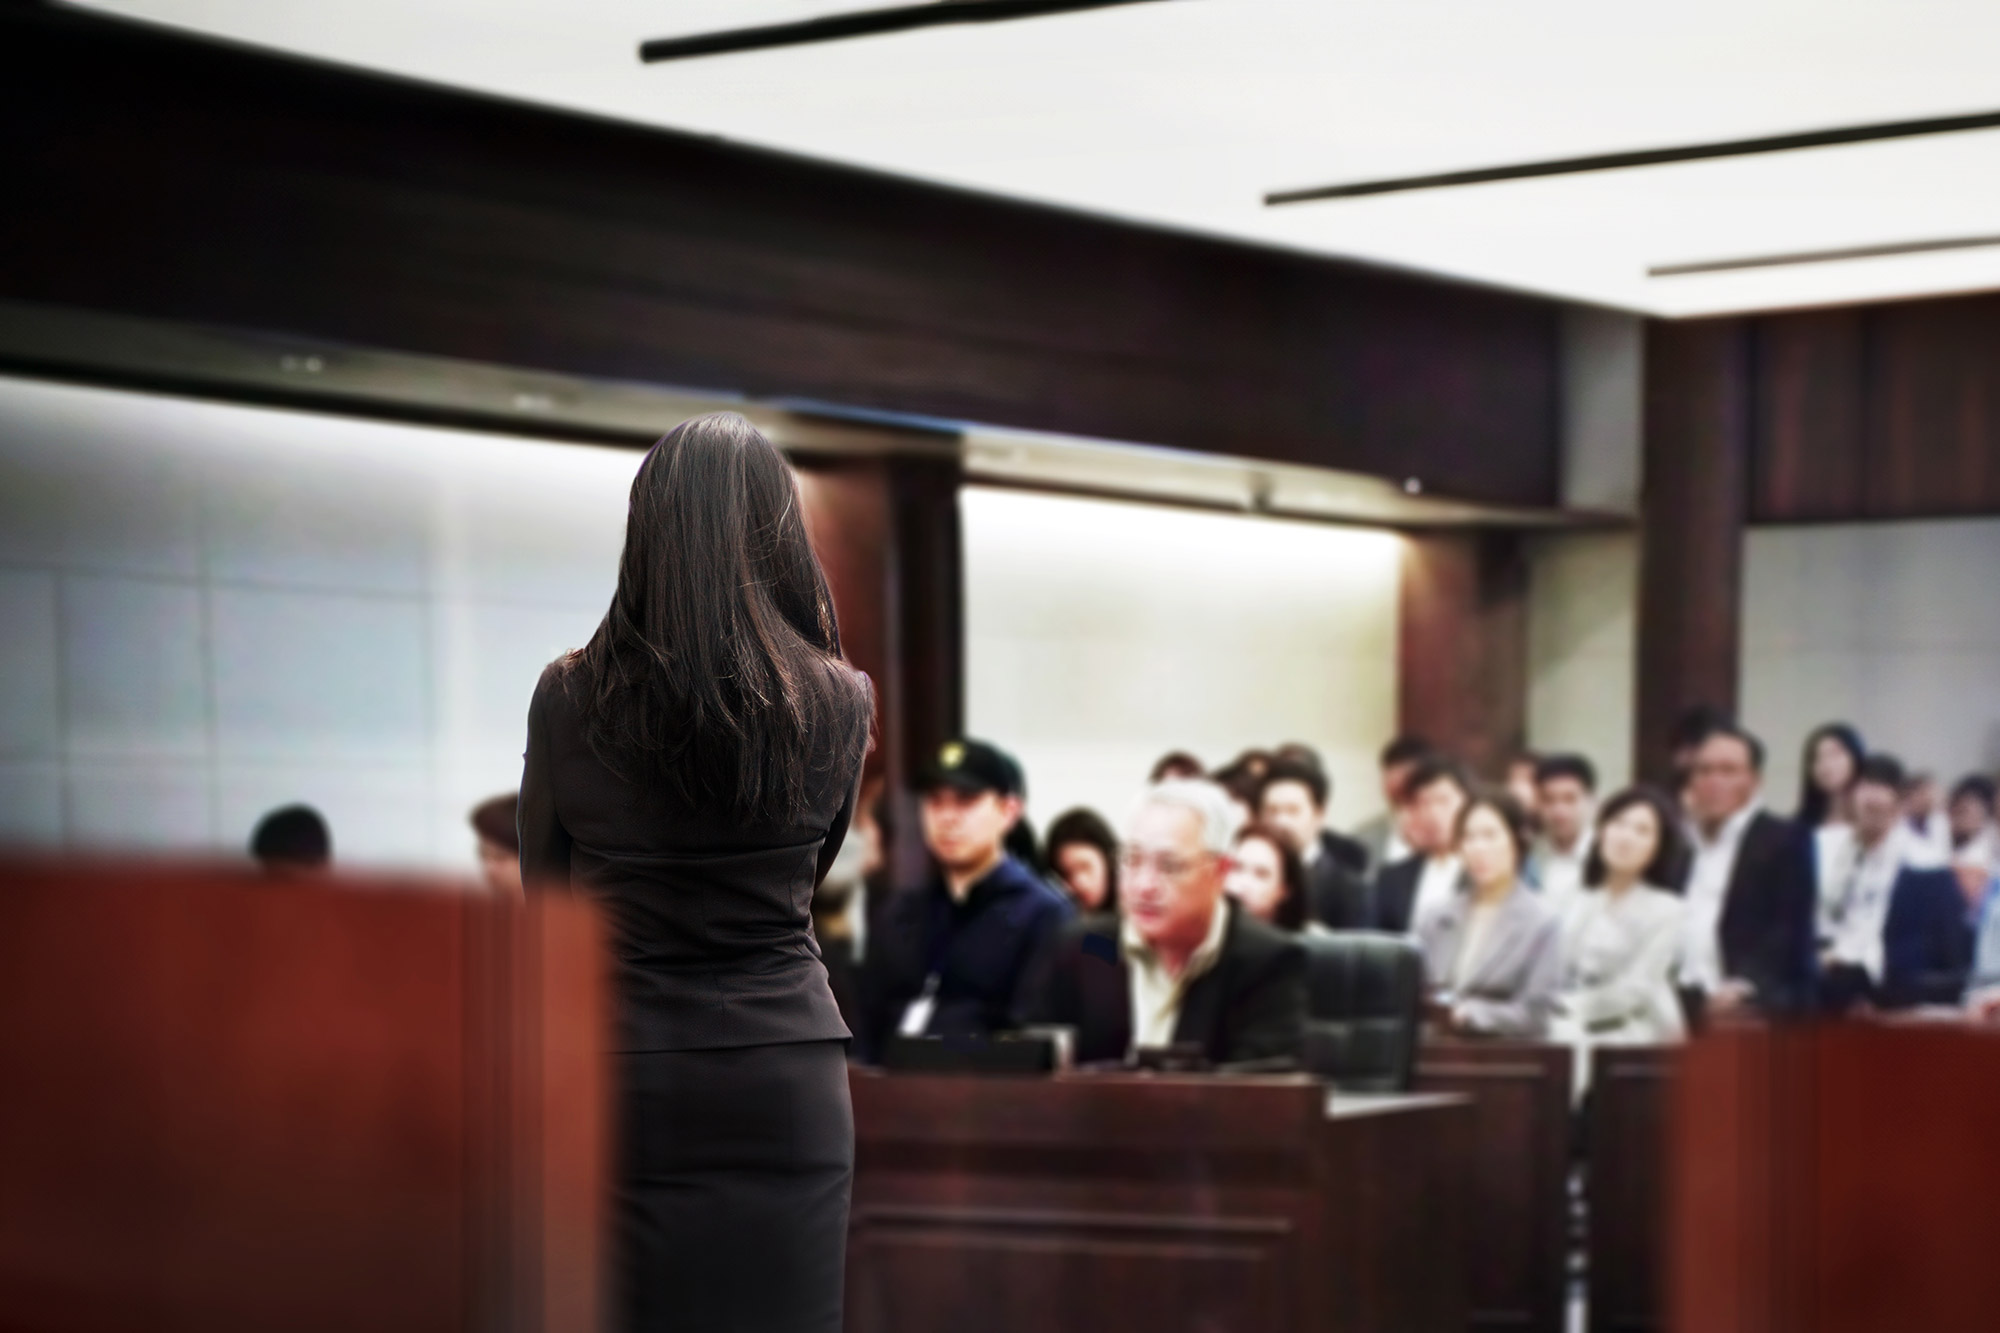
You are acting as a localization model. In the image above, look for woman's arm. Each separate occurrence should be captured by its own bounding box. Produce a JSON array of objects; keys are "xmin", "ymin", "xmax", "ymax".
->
[
  {"xmin": 1568, "ymin": 899, "xmax": 1686, "ymax": 1030},
  {"xmin": 1454, "ymin": 917, "xmax": 1564, "ymax": 1037},
  {"xmin": 518, "ymin": 676, "xmax": 573, "ymax": 890}
]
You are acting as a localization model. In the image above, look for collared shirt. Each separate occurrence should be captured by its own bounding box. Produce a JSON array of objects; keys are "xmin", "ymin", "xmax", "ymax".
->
[
  {"xmin": 1410, "ymin": 854, "xmax": 1464, "ymax": 937},
  {"xmin": 1452, "ymin": 899, "xmax": 1502, "ymax": 989},
  {"xmin": 1121, "ymin": 895, "xmax": 1230, "ymax": 1053},
  {"xmin": 1819, "ymin": 825, "xmax": 1911, "ymax": 981},
  {"xmin": 1532, "ymin": 831, "xmax": 1592, "ymax": 920},
  {"xmin": 1383, "ymin": 828, "xmax": 1413, "ymax": 866},
  {"xmin": 1678, "ymin": 802, "xmax": 1759, "ymax": 992}
]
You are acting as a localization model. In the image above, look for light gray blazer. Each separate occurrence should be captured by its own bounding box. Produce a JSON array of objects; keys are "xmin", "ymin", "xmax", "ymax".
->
[{"xmin": 1417, "ymin": 882, "xmax": 1564, "ymax": 1038}]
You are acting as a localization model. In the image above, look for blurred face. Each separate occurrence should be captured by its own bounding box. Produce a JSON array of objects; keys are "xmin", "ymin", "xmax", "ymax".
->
[
  {"xmin": 1458, "ymin": 805, "xmax": 1519, "ymax": 891},
  {"xmin": 1053, "ymin": 842, "xmax": 1111, "ymax": 911},
  {"xmin": 1951, "ymin": 793, "xmax": 1994, "ymax": 842},
  {"xmin": 1410, "ymin": 778, "xmax": 1467, "ymax": 857},
  {"xmin": 1256, "ymin": 779, "xmax": 1322, "ymax": 855},
  {"xmin": 1382, "ymin": 759, "xmax": 1419, "ymax": 806},
  {"xmin": 1506, "ymin": 761, "xmax": 1540, "ymax": 819},
  {"xmin": 1689, "ymin": 734, "xmax": 1759, "ymax": 829},
  {"xmin": 1224, "ymin": 835, "xmax": 1288, "ymax": 923},
  {"xmin": 1120, "ymin": 801, "xmax": 1226, "ymax": 956},
  {"xmin": 1811, "ymin": 736, "xmax": 1857, "ymax": 798},
  {"xmin": 1596, "ymin": 801, "xmax": 1660, "ymax": 883},
  {"xmin": 1851, "ymin": 779, "xmax": 1901, "ymax": 848},
  {"xmin": 1538, "ymin": 776, "xmax": 1593, "ymax": 850},
  {"xmin": 1904, "ymin": 777, "xmax": 1939, "ymax": 820},
  {"xmin": 920, "ymin": 786, "xmax": 1020, "ymax": 873},
  {"xmin": 477, "ymin": 837, "xmax": 522, "ymax": 897}
]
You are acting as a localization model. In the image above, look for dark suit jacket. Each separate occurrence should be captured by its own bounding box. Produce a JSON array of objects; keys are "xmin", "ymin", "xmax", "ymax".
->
[
  {"xmin": 1370, "ymin": 855, "xmax": 1425, "ymax": 934},
  {"xmin": 1320, "ymin": 829, "xmax": 1371, "ymax": 878},
  {"xmin": 1307, "ymin": 842, "xmax": 1372, "ymax": 931},
  {"xmin": 1689, "ymin": 811, "xmax": 1817, "ymax": 1015},
  {"xmin": 1022, "ymin": 899, "xmax": 1306, "ymax": 1067},
  {"xmin": 1881, "ymin": 866, "xmax": 1976, "ymax": 1009}
]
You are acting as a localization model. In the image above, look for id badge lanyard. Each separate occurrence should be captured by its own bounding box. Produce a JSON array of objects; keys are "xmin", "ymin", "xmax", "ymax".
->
[{"xmin": 898, "ymin": 892, "xmax": 958, "ymax": 1037}]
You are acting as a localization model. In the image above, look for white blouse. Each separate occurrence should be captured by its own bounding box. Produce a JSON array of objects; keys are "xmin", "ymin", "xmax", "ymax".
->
[{"xmin": 1557, "ymin": 884, "xmax": 1686, "ymax": 1043}]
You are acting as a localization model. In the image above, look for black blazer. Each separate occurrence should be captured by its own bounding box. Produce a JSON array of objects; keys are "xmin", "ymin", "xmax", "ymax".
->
[
  {"xmin": 1370, "ymin": 855, "xmax": 1425, "ymax": 934},
  {"xmin": 1307, "ymin": 850, "xmax": 1372, "ymax": 931},
  {"xmin": 1880, "ymin": 866, "xmax": 1976, "ymax": 1009},
  {"xmin": 1697, "ymin": 811, "xmax": 1817, "ymax": 1015},
  {"xmin": 518, "ymin": 662, "xmax": 862, "ymax": 1053},
  {"xmin": 1022, "ymin": 899, "xmax": 1306, "ymax": 1067},
  {"xmin": 1321, "ymin": 829, "xmax": 1371, "ymax": 878}
]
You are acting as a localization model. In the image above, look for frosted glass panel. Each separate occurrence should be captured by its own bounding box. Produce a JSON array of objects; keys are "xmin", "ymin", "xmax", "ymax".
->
[
  {"xmin": 62, "ymin": 575, "xmax": 209, "ymax": 759},
  {"xmin": 0, "ymin": 572, "xmax": 60, "ymax": 757}
]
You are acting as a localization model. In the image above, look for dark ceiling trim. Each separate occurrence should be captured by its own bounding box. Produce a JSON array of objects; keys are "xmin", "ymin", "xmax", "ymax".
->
[
  {"xmin": 1650, "ymin": 232, "xmax": 2000, "ymax": 278},
  {"xmin": 1265, "ymin": 107, "xmax": 2000, "ymax": 205},
  {"xmin": 639, "ymin": 0, "xmax": 1175, "ymax": 64}
]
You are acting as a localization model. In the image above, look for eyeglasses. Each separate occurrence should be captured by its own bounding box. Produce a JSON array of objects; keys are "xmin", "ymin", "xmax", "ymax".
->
[{"xmin": 1118, "ymin": 849, "xmax": 1218, "ymax": 881}]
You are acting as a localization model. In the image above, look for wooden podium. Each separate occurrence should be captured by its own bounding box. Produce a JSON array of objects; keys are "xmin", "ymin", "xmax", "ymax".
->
[
  {"xmin": 0, "ymin": 860, "xmax": 608, "ymax": 1333},
  {"xmin": 1673, "ymin": 1023, "xmax": 2000, "ymax": 1333}
]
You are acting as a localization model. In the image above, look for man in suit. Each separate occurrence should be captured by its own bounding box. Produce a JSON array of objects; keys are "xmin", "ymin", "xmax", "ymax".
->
[
  {"xmin": 1371, "ymin": 758, "xmax": 1472, "ymax": 935},
  {"xmin": 1348, "ymin": 735, "xmax": 1432, "ymax": 869},
  {"xmin": 1256, "ymin": 756, "xmax": 1369, "ymax": 927},
  {"xmin": 1023, "ymin": 778, "xmax": 1305, "ymax": 1068},
  {"xmin": 1676, "ymin": 725, "xmax": 1816, "ymax": 1018}
]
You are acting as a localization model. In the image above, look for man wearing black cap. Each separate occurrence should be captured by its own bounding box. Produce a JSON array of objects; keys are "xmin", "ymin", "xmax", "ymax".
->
[{"xmin": 857, "ymin": 738, "xmax": 1074, "ymax": 1062}]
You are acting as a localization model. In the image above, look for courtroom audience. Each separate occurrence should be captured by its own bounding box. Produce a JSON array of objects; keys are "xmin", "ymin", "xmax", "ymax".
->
[
  {"xmin": 1818, "ymin": 755, "xmax": 1972, "ymax": 1012},
  {"xmin": 1023, "ymin": 779, "xmax": 1305, "ymax": 1068},
  {"xmin": 250, "ymin": 803, "xmax": 332, "ymax": 876},
  {"xmin": 1224, "ymin": 822, "xmax": 1311, "ymax": 932},
  {"xmin": 1149, "ymin": 750, "xmax": 1206, "ymax": 783},
  {"xmin": 1949, "ymin": 775, "xmax": 1999, "ymax": 875},
  {"xmin": 1371, "ymin": 758, "xmax": 1471, "ymax": 934},
  {"xmin": 1527, "ymin": 753, "xmax": 1597, "ymax": 918},
  {"xmin": 1211, "ymin": 749, "xmax": 1273, "ymax": 824},
  {"xmin": 1416, "ymin": 791, "xmax": 1563, "ymax": 1038},
  {"xmin": 861, "ymin": 738, "xmax": 1073, "ymax": 1062},
  {"xmin": 1961, "ymin": 863, "xmax": 2000, "ymax": 1020},
  {"xmin": 1046, "ymin": 807, "xmax": 1120, "ymax": 912},
  {"xmin": 1667, "ymin": 704, "xmax": 1735, "ymax": 812},
  {"xmin": 1675, "ymin": 725, "xmax": 1816, "ymax": 1019},
  {"xmin": 469, "ymin": 792, "xmax": 522, "ymax": 896},
  {"xmin": 1798, "ymin": 722, "xmax": 1866, "ymax": 831},
  {"xmin": 1553, "ymin": 787, "xmax": 1686, "ymax": 1046},
  {"xmin": 1350, "ymin": 734, "xmax": 1432, "ymax": 867},
  {"xmin": 1255, "ymin": 757, "xmax": 1369, "ymax": 927},
  {"xmin": 1900, "ymin": 770, "xmax": 1953, "ymax": 865}
]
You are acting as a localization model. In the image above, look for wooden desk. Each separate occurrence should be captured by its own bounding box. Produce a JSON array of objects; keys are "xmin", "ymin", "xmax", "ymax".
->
[
  {"xmin": 1587, "ymin": 1045, "xmax": 1675, "ymax": 1333},
  {"xmin": 848, "ymin": 1070, "xmax": 1470, "ymax": 1333},
  {"xmin": 1416, "ymin": 1040, "xmax": 1574, "ymax": 1333},
  {"xmin": 1673, "ymin": 1023, "xmax": 2000, "ymax": 1333},
  {"xmin": 0, "ymin": 860, "xmax": 607, "ymax": 1333}
]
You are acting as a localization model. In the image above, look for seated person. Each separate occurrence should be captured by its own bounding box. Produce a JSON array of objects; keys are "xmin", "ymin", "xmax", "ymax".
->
[
  {"xmin": 1255, "ymin": 757, "xmax": 1369, "ymax": 927},
  {"xmin": 1416, "ymin": 791, "xmax": 1563, "ymax": 1038},
  {"xmin": 1022, "ymin": 779, "xmax": 1305, "ymax": 1067},
  {"xmin": 1527, "ymin": 753, "xmax": 1598, "ymax": 918},
  {"xmin": 250, "ymin": 804, "xmax": 332, "ymax": 877},
  {"xmin": 1554, "ymin": 786, "xmax": 1686, "ymax": 1044},
  {"xmin": 1821, "ymin": 754, "xmax": 1975, "ymax": 1011},
  {"xmin": 1223, "ymin": 821, "xmax": 1311, "ymax": 933},
  {"xmin": 1949, "ymin": 775, "xmax": 1998, "ymax": 878},
  {"xmin": 1045, "ymin": 807, "xmax": 1120, "ymax": 912},
  {"xmin": 860, "ymin": 739, "xmax": 1073, "ymax": 1062},
  {"xmin": 1963, "ymin": 866, "xmax": 2000, "ymax": 1020},
  {"xmin": 1372, "ymin": 758, "xmax": 1471, "ymax": 934}
]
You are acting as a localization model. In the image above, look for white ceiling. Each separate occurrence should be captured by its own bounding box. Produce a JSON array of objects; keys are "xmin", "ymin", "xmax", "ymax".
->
[{"xmin": 70, "ymin": 0, "xmax": 2000, "ymax": 316}]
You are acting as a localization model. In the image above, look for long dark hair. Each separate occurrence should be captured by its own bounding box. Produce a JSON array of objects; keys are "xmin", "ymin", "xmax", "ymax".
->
[
  {"xmin": 561, "ymin": 413, "xmax": 871, "ymax": 823},
  {"xmin": 1797, "ymin": 722, "xmax": 1865, "ymax": 827},
  {"xmin": 1583, "ymin": 785, "xmax": 1687, "ymax": 890},
  {"xmin": 1047, "ymin": 807, "xmax": 1120, "ymax": 910}
]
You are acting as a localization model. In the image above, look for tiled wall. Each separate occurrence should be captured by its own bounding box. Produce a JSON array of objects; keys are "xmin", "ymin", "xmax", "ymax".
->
[
  {"xmin": 962, "ymin": 487, "xmax": 1402, "ymax": 833},
  {"xmin": 0, "ymin": 374, "xmax": 639, "ymax": 872}
]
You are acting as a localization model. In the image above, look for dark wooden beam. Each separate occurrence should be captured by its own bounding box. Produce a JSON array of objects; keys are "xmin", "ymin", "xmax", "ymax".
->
[
  {"xmin": 1635, "ymin": 318, "xmax": 1752, "ymax": 787},
  {"xmin": 1398, "ymin": 532, "xmax": 1528, "ymax": 780}
]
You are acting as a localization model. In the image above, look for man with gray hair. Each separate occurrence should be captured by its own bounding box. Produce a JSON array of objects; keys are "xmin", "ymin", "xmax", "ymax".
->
[{"xmin": 1019, "ymin": 779, "xmax": 1306, "ymax": 1067}]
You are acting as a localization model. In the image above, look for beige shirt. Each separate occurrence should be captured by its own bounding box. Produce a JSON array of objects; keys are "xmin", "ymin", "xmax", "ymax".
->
[{"xmin": 1121, "ymin": 896, "xmax": 1230, "ymax": 1053}]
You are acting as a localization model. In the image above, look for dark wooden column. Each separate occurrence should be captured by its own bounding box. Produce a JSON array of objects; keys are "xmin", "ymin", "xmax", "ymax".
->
[
  {"xmin": 1634, "ymin": 319, "xmax": 1753, "ymax": 786},
  {"xmin": 1398, "ymin": 531, "xmax": 1528, "ymax": 780},
  {"xmin": 797, "ymin": 453, "xmax": 963, "ymax": 886}
]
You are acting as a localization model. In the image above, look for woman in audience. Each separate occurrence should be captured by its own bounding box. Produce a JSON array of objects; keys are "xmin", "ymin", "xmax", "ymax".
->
[
  {"xmin": 1224, "ymin": 822, "xmax": 1311, "ymax": 933},
  {"xmin": 1798, "ymin": 721, "xmax": 1866, "ymax": 901},
  {"xmin": 1046, "ymin": 807, "xmax": 1120, "ymax": 912},
  {"xmin": 1417, "ymin": 792, "xmax": 1563, "ymax": 1038},
  {"xmin": 1553, "ymin": 786, "xmax": 1687, "ymax": 1047},
  {"xmin": 519, "ymin": 413, "xmax": 871, "ymax": 1333}
]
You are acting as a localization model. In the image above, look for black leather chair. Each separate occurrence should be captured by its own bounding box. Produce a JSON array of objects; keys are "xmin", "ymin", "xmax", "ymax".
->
[{"xmin": 1297, "ymin": 930, "xmax": 1425, "ymax": 1093}]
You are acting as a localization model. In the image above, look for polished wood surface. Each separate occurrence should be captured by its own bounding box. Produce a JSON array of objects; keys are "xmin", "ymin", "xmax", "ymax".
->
[
  {"xmin": 1399, "ymin": 532, "xmax": 1529, "ymax": 780},
  {"xmin": 1634, "ymin": 318, "xmax": 1752, "ymax": 786},
  {"xmin": 0, "ymin": 860, "xmax": 607, "ymax": 1333},
  {"xmin": 1673, "ymin": 1024, "xmax": 2000, "ymax": 1333},
  {"xmin": 1588, "ymin": 1046, "xmax": 1675, "ymax": 1333},
  {"xmin": 0, "ymin": 5, "xmax": 1561, "ymax": 508},
  {"xmin": 849, "ymin": 1070, "xmax": 1470, "ymax": 1333},
  {"xmin": 1416, "ymin": 1040, "xmax": 1574, "ymax": 1333}
]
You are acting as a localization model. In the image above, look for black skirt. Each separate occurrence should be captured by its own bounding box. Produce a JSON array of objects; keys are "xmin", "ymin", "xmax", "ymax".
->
[{"xmin": 616, "ymin": 1040, "xmax": 854, "ymax": 1333}]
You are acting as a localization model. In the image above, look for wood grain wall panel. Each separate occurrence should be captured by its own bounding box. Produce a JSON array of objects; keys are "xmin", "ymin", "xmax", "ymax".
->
[
  {"xmin": 1750, "ymin": 311, "xmax": 1866, "ymax": 521},
  {"xmin": 1588, "ymin": 1046, "xmax": 1676, "ymax": 1333},
  {"xmin": 0, "ymin": 4, "xmax": 1562, "ymax": 508},
  {"xmin": 1399, "ymin": 532, "xmax": 1529, "ymax": 779}
]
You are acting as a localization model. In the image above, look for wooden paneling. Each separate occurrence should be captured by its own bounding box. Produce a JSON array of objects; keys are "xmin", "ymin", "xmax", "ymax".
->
[
  {"xmin": 1672, "ymin": 1025, "xmax": 2000, "ymax": 1333},
  {"xmin": 848, "ymin": 1071, "xmax": 1470, "ymax": 1333},
  {"xmin": 1588, "ymin": 1046, "xmax": 1676, "ymax": 1333},
  {"xmin": 1635, "ymin": 319, "xmax": 1752, "ymax": 786},
  {"xmin": 0, "ymin": 860, "xmax": 607, "ymax": 1333},
  {"xmin": 0, "ymin": 4, "xmax": 1562, "ymax": 509},
  {"xmin": 1416, "ymin": 1041, "xmax": 1573, "ymax": 1333},
  {"xmin": 1751, "ymin": 310, "xmax": 1867, "ymax": 521},
  {"xmin": 1399, "ymin": 532, "xmax": 1529, "ymax": 779}
]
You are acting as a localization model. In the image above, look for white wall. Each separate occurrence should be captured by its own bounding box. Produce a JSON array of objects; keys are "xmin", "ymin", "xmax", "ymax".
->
[
  {"xmin": 0, "ymin": 374, "xmax": 640, "ymax": 871},
  {"xmin": 1525, "ymin": 530, "xmax": 1637, "ymax": 788},
  {"xmin": 1743, "ymin": 518, "xmax": 2000, "ymax": 804},
  {"xmin": 961, "ymin": 487, "xmax": 1402, "ymax": 834}
]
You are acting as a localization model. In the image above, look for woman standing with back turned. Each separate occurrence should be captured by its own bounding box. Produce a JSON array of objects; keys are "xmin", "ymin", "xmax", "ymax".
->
[{"xmin": 519, "ymin": 414, "xmax": 873, "ymax": 1332}]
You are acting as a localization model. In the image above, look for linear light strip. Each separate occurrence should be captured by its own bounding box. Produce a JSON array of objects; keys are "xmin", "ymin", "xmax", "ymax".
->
[
  {"xmin": 640, "ymin": 0, "xmax": 1175, "ymax": 64},
  {"xmin": 1650, "ymin": 232, "xmax": 2000, "ymax": 277}
]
